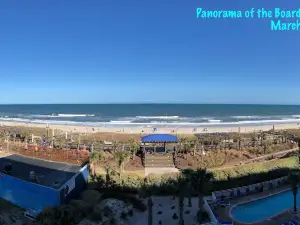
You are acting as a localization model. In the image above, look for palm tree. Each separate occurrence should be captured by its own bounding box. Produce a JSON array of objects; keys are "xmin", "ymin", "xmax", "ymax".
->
[
  {"xmin": 260, "ymin": 132, "xmax": 266, "ymax": 147},
  {"xmin": 183, "ymin": 141, "xmax": 191, "ymax": 160},
  {"xmin": 112, "ymin": 150, "xmax": 130, "ymax": 179},
  {"xmin": 262, "ymin": 140, "xmax": 269, "ymax": 155},
  {"xmin": 295, "ymin": 137, "xmax": 300, "ymax": 165},
  {"xmin": 148, "ymin": 197, "xmax": 153, "ymax": 225},
  {"xmin": 250, "ymin": 132, "xmax": 257, "ymax": 147},
  {"xmin": 176, "ymin": 176, "xmax": 186, "ymax": 225},
  {"xmin": 129, "ymin": 139, "xmax": 139, "ymax": 160},
  {"xmin": 181, "ymin": 169, "xmax": 193, "ymax": 207},
  {"xmin": 178, "ymin": 194, "xmax": 184, "ymax": 225},
  {"xmin": 288, "ymin": 173, "xmax": 299, "ymax": 213},
  {"xmin": 190, "ymin": 168, "xmax": 214, "ymax": 223},
  {"xmin": 298, "ymin": 140, "xmax": 300, "ymax": 165},
  {"xmin": 112, "ymin": 140, "xmax": 119, "ymax": 152},
  {"xmin": 194, "ymin": 139, "xmax": 200, "ymax": 158},
  {"xmin": 104, "ymin": 164, "xmax": 113, "ymax": 188},
  {"xmin": 88, "ymin": 151, "xmax": 99, "ymax": 177}
]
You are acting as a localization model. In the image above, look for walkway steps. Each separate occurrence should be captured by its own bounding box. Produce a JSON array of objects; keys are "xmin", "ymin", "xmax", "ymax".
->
[{"xmin": 144, "ymin": 154, "xmax": 174, "ymax": 168}]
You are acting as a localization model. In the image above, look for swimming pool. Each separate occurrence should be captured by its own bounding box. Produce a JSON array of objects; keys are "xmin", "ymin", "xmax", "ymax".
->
[{"xmin": 231, "ymin": 189, "xmax": 297, "ymax": 223}]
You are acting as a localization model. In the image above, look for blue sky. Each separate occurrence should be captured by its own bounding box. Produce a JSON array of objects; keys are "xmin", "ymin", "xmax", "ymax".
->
[{"xmin": 0, "ymin": 0, "xmax": 299, "ymax": 104}]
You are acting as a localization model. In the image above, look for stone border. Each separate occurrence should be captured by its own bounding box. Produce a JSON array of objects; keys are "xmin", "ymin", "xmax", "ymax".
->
[{"xmin": 229, "ymin": 187, "xmax": 291, "ymax": 224}]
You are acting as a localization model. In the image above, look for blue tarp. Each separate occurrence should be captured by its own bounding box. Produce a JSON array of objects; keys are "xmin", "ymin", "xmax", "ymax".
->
[{"xmin": 141, "ymin": 134, "xmax": 179, "ymax": 143}]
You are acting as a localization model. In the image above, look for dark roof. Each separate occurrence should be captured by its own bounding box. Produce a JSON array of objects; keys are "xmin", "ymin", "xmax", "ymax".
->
[
  {"xmin": 141, "ymin": 134, "xmax": 179, "ymax": 143},
  {"xmin": 0, "ymin": 154, "xmax": 81, "ymax": 189}
]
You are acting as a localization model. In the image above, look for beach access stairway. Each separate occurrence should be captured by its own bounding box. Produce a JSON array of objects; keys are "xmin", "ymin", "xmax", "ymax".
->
[{"xmin": 144, "ymin": 154, "xmax": 174, "ymax": 168}]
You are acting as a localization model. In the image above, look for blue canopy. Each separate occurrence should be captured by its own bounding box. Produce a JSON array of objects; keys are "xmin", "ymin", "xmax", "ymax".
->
[{"xmin": 141, "ymin": 134, "xmax": 179, "ymax": 143}]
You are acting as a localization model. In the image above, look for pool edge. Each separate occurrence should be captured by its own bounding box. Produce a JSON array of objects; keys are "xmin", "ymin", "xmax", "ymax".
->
[{"xmin": 229, "ymin": 187, "xmax": 291, "ymax": 224}]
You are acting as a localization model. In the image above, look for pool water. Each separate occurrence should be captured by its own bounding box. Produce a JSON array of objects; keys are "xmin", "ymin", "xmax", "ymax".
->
[{"xmin": 231, "ymin": 189, "xmax": 297, "ymax": 223}]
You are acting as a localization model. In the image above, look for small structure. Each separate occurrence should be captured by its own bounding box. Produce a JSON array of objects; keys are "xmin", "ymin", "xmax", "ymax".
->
[
  {"xmin": 0, "ymin": 154, "xmax": 89, "ymax": 213},
  {"xmin": 141, "ymin": 134, "xmax": 179, "ymax": 153}
]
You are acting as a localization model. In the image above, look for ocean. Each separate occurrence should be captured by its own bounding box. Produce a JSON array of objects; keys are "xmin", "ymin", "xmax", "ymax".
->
[{"xmin": 1, "ymin": 104, "xmax": 300, "ymax": 128}]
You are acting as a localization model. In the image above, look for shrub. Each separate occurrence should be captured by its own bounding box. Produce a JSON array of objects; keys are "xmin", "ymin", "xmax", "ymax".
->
[
  {"xmin": 80, "ymin": 190, "xmax": 101, "ymax": 206},
  {"xmin": 89, "ymin": 204, "xmax": 103, "ymax": 221},
  {"xmin": 128, "ymin": 209, "xmax": 133, "ymax": 216},
  {"xmin": 120, "ymin": 211, "xmax": 127, "ymax": 220},
  {"xmin": 110, "ymin": 217, "xmax": 116, "ymax": 225},
  {"xmin": 35, "ymin": 205, "xmax": 78, "ymax": 225},
  {"xmin": 101, "ymin": 191, "xmax": 147, "ymax": 212}
]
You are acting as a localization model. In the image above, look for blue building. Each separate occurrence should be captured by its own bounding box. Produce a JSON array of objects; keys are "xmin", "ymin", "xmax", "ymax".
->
[{"xmin": 0, "ymin": 154, "xmax": 88, "ymax": 212}]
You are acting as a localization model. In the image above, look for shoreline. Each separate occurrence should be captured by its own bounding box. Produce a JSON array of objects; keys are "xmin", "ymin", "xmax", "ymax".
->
[{"xmin": 1, "ymin": 121, "xmax": 300, "ymax": 134}]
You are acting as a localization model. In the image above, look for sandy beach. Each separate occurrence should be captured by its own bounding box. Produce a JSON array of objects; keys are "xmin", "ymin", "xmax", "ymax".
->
[{"xmin": 1, "ymin": 121, "xmax": 300, "ymax": 135}]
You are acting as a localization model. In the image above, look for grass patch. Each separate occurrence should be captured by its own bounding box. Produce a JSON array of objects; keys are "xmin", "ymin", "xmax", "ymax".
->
[
  {"xmin": 211, "ymin": 156, "xmax": 298, "ymax": 180},
  {"xmin": 95, "ymin": 166, "xmax": 145, "ymax": 177}
]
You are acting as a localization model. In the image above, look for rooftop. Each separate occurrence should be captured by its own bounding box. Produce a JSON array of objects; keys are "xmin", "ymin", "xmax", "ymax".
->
[
  {"xmin": 0, "ymin": 154, "xmax": 81, "ymax": 189},
  {"xmin": 141, "ymin": 134, "xmax": 180, "ymax": 143}
]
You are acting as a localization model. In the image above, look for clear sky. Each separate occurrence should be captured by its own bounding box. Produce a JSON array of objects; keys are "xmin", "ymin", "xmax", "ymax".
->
[{"xmin": 0, "ymin": 0, "xmax": 299, "ymax": 104}]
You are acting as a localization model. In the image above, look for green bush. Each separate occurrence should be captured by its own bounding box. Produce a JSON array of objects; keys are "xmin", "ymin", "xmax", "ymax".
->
[
  {"xmin": 91, "ymin": 157, "xmax": 299, "ymax": 196},
  {"xmin": 210, "ymin": 157, "xmax": 299, "ymax": 192},
  {"xmin": 35, "ymin": 205, "xmax": 78, "ymax": 225},
  {"xmin": 211, "ymin": 156, "xmax": 298, "ymax": 181},
  {"xmin": 79, "ymin": 190, "xmax": 101, "ymax": 206}
]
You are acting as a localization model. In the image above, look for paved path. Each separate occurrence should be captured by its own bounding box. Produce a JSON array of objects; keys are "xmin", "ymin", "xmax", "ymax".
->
[
  {"xmin": 145, "ymin": 167, "xmax": 179, "ymax": 176},
  {"xmin": 241, "ymin": 147, "xmax": 298, "ymax": 164}
]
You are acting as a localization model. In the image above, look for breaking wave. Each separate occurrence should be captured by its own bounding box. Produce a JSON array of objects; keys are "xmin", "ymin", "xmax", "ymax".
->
[
  {"xmin": 1, "ymin": 109, "xmax": 300, "ymax": 128},
  {"xmin": 135, "ymin": 116, "xmax": 180, "ymax": 119},
  {"xmin": 47, "ymin": 114, "xmax": 95, "ymax": 117}
]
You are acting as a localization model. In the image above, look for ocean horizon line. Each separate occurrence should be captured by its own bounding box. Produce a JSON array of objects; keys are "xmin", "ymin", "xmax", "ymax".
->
[{"xmin": 0, "ymin": 103, "xmax": 300, "ymax": 106}]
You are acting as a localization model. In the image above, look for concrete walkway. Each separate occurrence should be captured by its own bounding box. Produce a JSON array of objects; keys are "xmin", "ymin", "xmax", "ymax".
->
[{"xmin": 145, "ymin": 167, "xmax": 179, "ymax": 176}]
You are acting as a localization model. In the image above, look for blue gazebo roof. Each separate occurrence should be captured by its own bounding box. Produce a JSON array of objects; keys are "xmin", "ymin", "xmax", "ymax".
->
[{"xmin": 141, "ymin": 134, "xmax": 180, "ymax": 143}]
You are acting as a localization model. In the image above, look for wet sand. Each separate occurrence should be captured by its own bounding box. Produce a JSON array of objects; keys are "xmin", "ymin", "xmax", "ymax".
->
[{"xmin": 0, "ymin": 121, "xmax": 300, "ymax": 135}]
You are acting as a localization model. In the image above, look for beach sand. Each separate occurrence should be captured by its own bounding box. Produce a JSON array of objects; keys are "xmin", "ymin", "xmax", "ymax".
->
[{"xmin": 1, "ymin": 121, "xmax": 300, "ymax": 136}]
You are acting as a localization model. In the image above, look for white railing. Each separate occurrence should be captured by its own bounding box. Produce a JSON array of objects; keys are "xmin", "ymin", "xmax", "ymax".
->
[
  {"xmin": 212, "ymin": 176, "xmax": 289, "ymax": 202},
  {"xmin": 203, "ymin": 198, "xmax": 218, "ymax": 225}
]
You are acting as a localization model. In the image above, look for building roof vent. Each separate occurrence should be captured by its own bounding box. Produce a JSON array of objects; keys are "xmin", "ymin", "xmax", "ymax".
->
[
  {"xmin": 53, "ymin": 181, "xmax": 60, "ymax": 188},
  {"xmin": 29, "ymin": 171, "xmax": 37, "ymax": 183}
]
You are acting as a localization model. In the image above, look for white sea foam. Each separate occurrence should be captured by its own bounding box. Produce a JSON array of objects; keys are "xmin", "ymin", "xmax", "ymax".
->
[
  {"xmin": 48, "ymin": 114, "xmax": 95, "ymax": 118},
  {"xmin": 231, "ymin": 115, "xmax": 263, "ymax": 119},
  {"xmin": 208, "ymin": 119, "xmax": 221, "ymax": 123},
  {"xmin": 1, "ymin": 116, "xmax": 300, "ymax": 127},
  {"xmin": 199, "ymin": 117, "xmax": 214, "ymax": 120},
  {"xmin": 110, "ymin": 120, "xmax": 132, "ymax": 124},
  {"xmin": 135, "ymin": 116, "xmax": 180, "ymax": 120}
]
